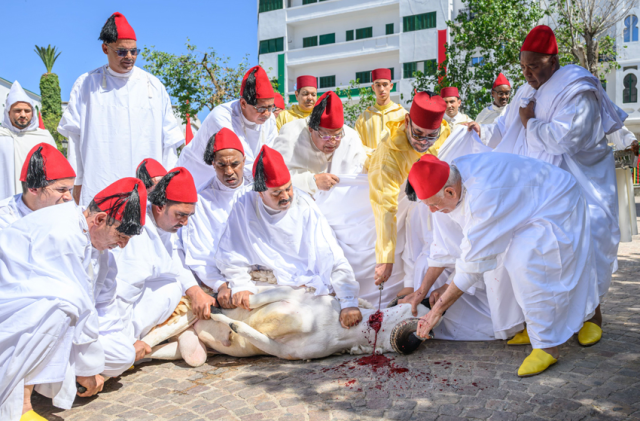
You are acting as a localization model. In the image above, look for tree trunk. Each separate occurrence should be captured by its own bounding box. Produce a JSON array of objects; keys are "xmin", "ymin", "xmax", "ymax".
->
[{"xmin": 585, "ymin": 36, "xmax": 599, "ymax": 78}]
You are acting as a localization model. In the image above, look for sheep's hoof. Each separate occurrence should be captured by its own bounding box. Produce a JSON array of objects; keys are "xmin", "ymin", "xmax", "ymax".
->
[
  {"xmin": 391, "ymin": 318, "xmax": 426, "ymax": 355},
  {"xmin": 229, "ymin": 322, "xmax": 239, "ymax": 333}
]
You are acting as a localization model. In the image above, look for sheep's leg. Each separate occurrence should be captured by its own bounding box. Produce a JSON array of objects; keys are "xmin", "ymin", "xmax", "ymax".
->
[
  {"xmin": 177, "ymin": 328, "xmax": 208, "ymax": 367},
  {"xmin": 248, "ymin": 286, "xmax": 297, "ymax": 309},
  {"xmin": 141, "ymin": 311, "xmax": 195, "ymax": 348},
  {"xmin": 147, "ymin": 341, "xmax": 182, "ymax": 360},
  {"xmin": 209, "ymin": 313, "xmax": 290, "ymax": 359}
]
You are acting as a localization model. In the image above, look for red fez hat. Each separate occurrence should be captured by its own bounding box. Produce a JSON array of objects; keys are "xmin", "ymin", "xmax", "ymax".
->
[
  {"xmin": 408, "ymin": 155, "xmax": 451, "ymax": 200},
  {"xmin": 240, "ymin": 66, "xmax": 275, "ymax": 99},
  {"xmin": 409, "ymin": 92, "xmax": 446, "ymax": 130},
  {"xmin": 20, "ymin": 143, "xmax": 76, "ymax": 182},
  {"xmin": 372, "ymin": 68, "xmax": 392, "ymax": 81},
  {"xmin": 274, "ymin": 92, "xmax": 285, "ymax": 110},
  {"xmin": 315, "ymin": 91, "xmax": 344, "ymax": 130},
  {"xmin": 164, "ymin": 167, "xmax": 198, "ymax": 203},
  {"xmin": 94, "ymin": 177, "xmax": 147, "ymax": 226},
  {"xmin": 296, "ymin": 75, "xmax": 317, "ymax": 90},
  {"xmin": 521, "ymin": 25, "xmax": 558, "ymax": 55},
  {"xmin": 211, "ymin": 127, "xmax": 244, "ymax": 155},
  {"xmin": 440, "ymin": 87, "xmax": 459, "ymax": 98},
  {"xmin": 253, "ymin": 145, "xmax": 291, "ymax": 189},
  {"xmin": 111, "ymin": 12, "xmax": 136, "ymax": 40},
  {"xmin": 137, "ymin": 158, "xmax": 167, "ymax": 178},
  {"xmin": 492, "ymin": 73, "xmax": 510, "ymax": 89}
]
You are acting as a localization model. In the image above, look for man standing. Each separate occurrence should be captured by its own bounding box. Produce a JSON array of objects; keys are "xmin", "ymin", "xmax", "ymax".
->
[
  {"xmin": 404, "ymin": 153, "xmax": 598, "ymax": 377},
  {"xmin": 58, "ymin": 12, "xmax": 185, "ymax": 206},
  {"xmin": 181, "ymin": 128, "xmax": 252, "ymax": 308},
  {"xmin": 475, "ymin": 73, "xmax": 511, "ymax": 124},
  {"xmin": 0, "ymin": 143, "xmax": 75, "ymax": 230},
  {"xmin": 116, "ymin": 167, "xmax": 217, "ymax": 342},
  {"xmin": 273, "ymin": 91, "xmax": 367, "ymax": 196},
  {"xmin": 1, "ymin": 81, "xmax": 57, "ymax": 200},
  {"xmin": 216, "ymin": 145, "xmax": 362, "ymax": 328},
  {"xmin": 355, "ymin": 69, "xmax": 407, "ymax": 149},
  {"xmin": 467, "ymin": 25, "xmax": 625, "ymax": 345},
  {"xmin": 276, "ymin": 75, "xmax": 318, "ymax": 131},
  {"xmin": 441, "ymin": 87, "xmax": 472, "ymax": 131},
  {"xmin": 0, "ymin": 178, "xmax": 146, "ymax": 420},
  {"xmin": 366, "ymin": 91, "xmax": 450, "ymax": 293},
  {"xmin": 178, "ymin": 65, "xmax": 277, "ymax": 188},
  {"xmin": 136, "ymin": 158, "xmax": 167, "ymax": 193}
]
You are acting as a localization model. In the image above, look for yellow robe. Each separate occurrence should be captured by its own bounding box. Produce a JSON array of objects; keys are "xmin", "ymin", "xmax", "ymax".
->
[
  {"xmin": 276, "ymin": 105, "xmax": 313, "ymax": 131},
  {"xmin": 355, "ymin": 101, "xmax": 408, "ymax": 149},
  {"xmin": 365, "ymin": 119, "xmax": 451, "ymax": 263}
]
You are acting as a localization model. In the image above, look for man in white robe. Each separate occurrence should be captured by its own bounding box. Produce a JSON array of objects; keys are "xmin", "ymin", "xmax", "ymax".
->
[
  {"xmin": 0, "ymin": 143, "xmax": 75, "ymax": 230},
  {"xmin": 180, "ymin": 128, "xmax": 252, "ymax": 308},
  {"xmin": 467, "ymin": 25, "xmax": 626, "ymax": 346},
  {"xmin": 273, "ymin": 91, "xmax": 367, "ymax": 196},
  {"xmin": 475, "ymin": 73, "xmax": 511, "ymax": 125},
  {"xmin": 403, "ymin": 153, "xmax": 598, "ymax": 377},
  {"xmin": 216, "ymin": 145, "xmax": 362, "ymax": 328},
  {"xmin": 177, "ymin": 65, "xmax": 277, "ymax": 189},
  {"xmin": 0, "ymin": 81, "xmax": 57, "ymax": 200},
  {"xmin": 58, "ymin": 12, "xmax": 184, "ymax": 206},
  {"xmin": 0, "ymin": 178, "xmax": 148, "ymax": 420},
  {"xmin": 116, "ymin": 167, "xmax": 217, "ymax": 341},
  {"xmin": 440, "ymin": 87, "xmax": 472, "ymax": 130}
]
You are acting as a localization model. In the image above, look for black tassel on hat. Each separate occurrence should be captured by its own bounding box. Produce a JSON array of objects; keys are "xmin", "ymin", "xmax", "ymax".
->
[
  {"xmin": 148, "ymin": 170, "xmax": 179, "ymax": 206},
  {"xmin": 25, "ymin": 146, "xmax": 49, "ymax": 189},
  {"xmin": 203, "ymin": 133, "xmax": 217, "ymax": 165},
  {"xmin": 253, "ymin": 152, "xmax": 267, "ymax": 193},
  {"xmin": 136, "ymin": 161, "xmax": 154, "ymax": 190},
  {"xmin": 405, "ymin": 179, "xmax": 417, "ymax": 202}
]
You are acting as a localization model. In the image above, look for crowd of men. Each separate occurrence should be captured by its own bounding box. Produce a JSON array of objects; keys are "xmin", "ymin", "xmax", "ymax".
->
[{"xmin": 0, "ymin": 13, "xmax": 638, "ymax": 421}]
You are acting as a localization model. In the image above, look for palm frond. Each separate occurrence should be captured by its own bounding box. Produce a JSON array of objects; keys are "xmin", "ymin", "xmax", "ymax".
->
[{"xmin": 34, "ymin": 44, "xmax": 61, "ymax": 74}]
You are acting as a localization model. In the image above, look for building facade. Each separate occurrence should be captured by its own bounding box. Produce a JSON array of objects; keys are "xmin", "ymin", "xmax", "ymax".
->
[{"xmin": 257, "ymin": 0, "xmax": 466, "ymax": 107}]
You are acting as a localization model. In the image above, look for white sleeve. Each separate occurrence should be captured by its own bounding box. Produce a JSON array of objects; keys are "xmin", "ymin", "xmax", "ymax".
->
[
  {"xmin": 480, "ymin": 116, "xmax": 505, "ymax": 149},
  {"xmin": 526, "ymin": 92, "xmax": 603, "ymax": 157},
  {"xmin": 161, "ymin": 87, "xmax": 185, "ymax": 150},
  {"xmin": 172, "ymin": 239, "xmax": 199, "ymax": 293},
  {"xmin": 58, "ymin": 78, "xmax": 85, "ymax": 184},
  {"xmin": 427, "ymin": 212, "xmax": 461, "ymax": 268},
  {"xmin": 291, "ymin": 172, "xmax": 318, "ymax": 196}
]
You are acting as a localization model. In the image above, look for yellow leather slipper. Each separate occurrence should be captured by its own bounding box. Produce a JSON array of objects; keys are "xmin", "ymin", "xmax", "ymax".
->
[
  {"xmin": 507, "ymin": 328, "xmax": 531, "ymax": 345},
  {"xmin": 518, "ymin": 349, "xmax": 557, "ymax": 377},
  {"xmin": 20, "ymin": 410, "xmax": 47, "ymax": 420},
  {"xmin": 578, "ymin": 322, "xmax": 602, "ymax": 346}
]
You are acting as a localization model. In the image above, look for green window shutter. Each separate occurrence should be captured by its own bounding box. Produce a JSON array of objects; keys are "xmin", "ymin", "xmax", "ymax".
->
[
  {"xmin": 302, "ymin": 0, "xmax": 317, "ymax": 4},
  {"xmin": 259, "ymin": 0, "xmax": 283, "ymax": 13},
  {"xmin": 356, "ymin": 27, "xmax": 373, "ymax": 40},
  {"xmin": 424, "ymin": 59, "xmax": 437, "ymax": 76},
  {"xmin": 303, "ymin": 36, "xmax": 318, "ymax": 48},
  {"xmin": 355, "ymin": 71, "xmax": 372, "ymax": 84},
  {"xmin": 403, "ymin": 16, "xmax": 413, "ymax": 32},
  {"xmin": 403, "ymin": 12, "xmax": 436, "ymax": 32},
  {"xmin": 386, "ymin": 23, "xmax": 394, "ymax": 35},
  {"xmin": 319, "ymin": 33, "xmax": 335, "ymax": 45},
  {"xmin": 319, "ymin": 76, "xmax": 335, "ymax": 88},
  {"xmin": 346, "ymin": 30, "xmax": 354, "ymax": 41},
  {"xmin": 427, "ymin": 12, "xmax": 436, "ymax": 28},
  {"xmin": 403, "ymin": 62, "xmax": 418, "ymax": 78},
  {"xmin": 388, "ymin": 68, "xmax": 395, "ymax": 80},
  {"xmin": 259, "ymin": 37, "xmax": 284, "ymax": 54}
]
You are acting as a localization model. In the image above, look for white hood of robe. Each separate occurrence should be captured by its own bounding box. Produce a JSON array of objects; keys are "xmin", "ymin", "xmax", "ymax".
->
[{"xmin": 2, "ymin": 81, "xmax": 38, "ymax": 133}]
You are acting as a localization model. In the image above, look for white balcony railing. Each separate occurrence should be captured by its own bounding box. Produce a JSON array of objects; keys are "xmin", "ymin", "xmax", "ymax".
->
[
  {"xmin": 287, "ymin": 34, "xmax": 400, "ymax": 66},
  {"xmin": 286, "ymin": 0, "xmax": 399, "ymax": 23}
]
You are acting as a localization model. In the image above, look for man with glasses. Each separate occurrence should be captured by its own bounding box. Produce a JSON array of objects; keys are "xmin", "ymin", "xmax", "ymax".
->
[
  {"xmin": 177, "ymin": 65, "xmax": 277, "ymax": 189},
  {"xmin": 355, "ymin": 68, "xmax": 407, "ymax": 149},
  {"xmin": 366, "ymin": 92, "xmax": 450, "ymax": 298},
  {"xmin": 475, "ymin": 73, "xmax": 511, "ymax": 124},
  {"xmin": 273, "ymin": 91, "xmax": 367, "ymax": 196},
  {"xmin": 276, "ymin": 76, "xmax": 318, "ymax": 131},
  {"xmin": 441, "ymin": 87, "xmax": 473, "ymax": 131},
  {"xmin": 58, "ymin": 12, "xmax": 185, "ymax": 206}
]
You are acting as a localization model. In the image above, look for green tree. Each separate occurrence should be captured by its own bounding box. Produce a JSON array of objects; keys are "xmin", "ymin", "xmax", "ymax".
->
[
  {"xmin": 142, "ymin": 39, "xmax": 250, "ymax": 122},
  {"xmin": 34, "ymin": 45, "xmax": 64, "ymax": 151},
  {"xmin": 335, "ymin": 80, "xmax": 376, "ymax": 127},
  {"xmin": 410, "ymin": 0, "xmax": 548, "ymax": 119}
]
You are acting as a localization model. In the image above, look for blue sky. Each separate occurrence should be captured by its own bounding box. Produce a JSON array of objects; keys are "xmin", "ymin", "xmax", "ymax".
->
[{"xmin": 0, "ymin": 0, "xmax": 258, "ymax": 121}]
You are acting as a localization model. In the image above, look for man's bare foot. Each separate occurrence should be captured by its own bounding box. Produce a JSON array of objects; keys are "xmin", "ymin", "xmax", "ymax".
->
[
  {"xmin": 23, "ymin": 384, "xmax": 34, "ymax": 414},
  {"xmin": 542, "ymin": 346, "xmax": 559, "ymax": 359},
  {"xmin": 587, "ymin": 305, "xmax": 602, "ymax": 327}
]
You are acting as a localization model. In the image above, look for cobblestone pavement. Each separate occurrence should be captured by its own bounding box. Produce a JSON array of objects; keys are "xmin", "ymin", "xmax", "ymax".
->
[{"xmin": 33, "ymin": 226, "xmax": 640, "ymax": 421}]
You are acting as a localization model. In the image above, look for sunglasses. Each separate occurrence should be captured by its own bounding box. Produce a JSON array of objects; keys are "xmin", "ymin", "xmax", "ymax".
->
[
  {"xmin": 409, "ymin": 117, "xmax": 441, "ymax": 141},
  {"xmin": 251, "ymin": 105, "xmax": 276, "ymax": 114},
  {"xmin": 107, "ymin": 45, "xmax": 140, "ymax": 57}
]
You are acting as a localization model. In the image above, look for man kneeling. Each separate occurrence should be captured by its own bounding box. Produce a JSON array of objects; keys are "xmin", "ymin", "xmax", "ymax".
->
[
  {"xmin": 216, "ymin": 145, "xmax": 362, "ymax": 328},
  {"xmin": 403, "ymin": 153, "xmax": 598, "ymax": 377}
]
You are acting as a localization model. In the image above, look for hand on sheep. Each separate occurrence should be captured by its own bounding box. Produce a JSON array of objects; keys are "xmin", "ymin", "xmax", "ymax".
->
[
  {"xmin": 134, "ymin": 340, "xmax": 152, "ymax": 361},
  {"xmin": 339, "ymin": 307, "xmax": 363, "ymax": 329},
  {"xmin": 232, "ymin": 290, "xmax": 254, "ymax": 310},
  {"xmin": 217, "ymin": 283, "xmax": 236, "ymax": 309},
  {"xmin": 76, "ymin": 374, "xmax": 104, "ymax": 397},
  {"xmin": 186, "ymin": 286, "xmax": 218, "ymax": 319}
]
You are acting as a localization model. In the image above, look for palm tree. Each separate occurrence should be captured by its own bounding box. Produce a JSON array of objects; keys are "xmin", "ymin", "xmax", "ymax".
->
[{"xmin": 34, "ymin": 45, "xmax": 64, "ymax": 152}]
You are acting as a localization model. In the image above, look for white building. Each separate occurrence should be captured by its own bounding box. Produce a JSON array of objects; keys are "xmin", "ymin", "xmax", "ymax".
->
[
  {"xmin": 256, "ymin": 0, "xmax": 466, "ymax": 108},
  {"xmin": 0, "ymin": 77, "xmax": 43, "ymax": 119}
]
